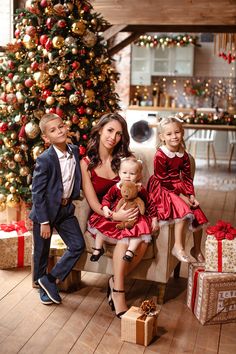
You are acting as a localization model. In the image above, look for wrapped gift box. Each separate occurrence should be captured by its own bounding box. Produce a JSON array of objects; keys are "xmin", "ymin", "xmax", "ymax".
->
[
  {"xmin": 187, "ymin": 262, "xmax": 236, "ymax": 325},
  {"xmin": 205, "ymin": 234, "xmax": 236, "ymax": 273},
  {"xmin": 121, "ymin": 302, "xmax": 159, "ymax": 346},
  {"xmin": 0, "ymin": 221, "xmax": 32, "ymax": 269}
]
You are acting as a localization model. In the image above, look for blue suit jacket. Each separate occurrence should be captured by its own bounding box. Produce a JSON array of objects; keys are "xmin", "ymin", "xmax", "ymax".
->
[{"xmin": 29, "ymin": 144, "xmax": 81, "ymax": 224}]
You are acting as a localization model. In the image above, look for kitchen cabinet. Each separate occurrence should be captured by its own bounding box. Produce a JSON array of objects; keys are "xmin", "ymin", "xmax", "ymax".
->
[
  {"xmin": 131, "ymin": 45, "xmax": 151, "ymax": 85},
  {"xmin": 131, "ymin": 45, "xmax": 194, "ymax": 84}
]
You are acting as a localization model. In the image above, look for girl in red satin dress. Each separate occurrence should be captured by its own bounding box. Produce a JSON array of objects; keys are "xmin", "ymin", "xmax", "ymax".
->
[
  {"xmin": 88, "ymin": 157, "xmax": 152, "ymax": 262},
  {"xmin": 147, "ymin": 116, "xmax": 208, "ymax": 263}
]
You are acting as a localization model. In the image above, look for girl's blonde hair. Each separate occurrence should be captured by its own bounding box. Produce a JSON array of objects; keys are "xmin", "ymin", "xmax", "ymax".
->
[
  {"xmin": 120, "ymin": 156, "xmax": 143, "ymax": 177},
  {"xmin": 158, "ymin": 116, "xmax": 186, "ymax": 149}
]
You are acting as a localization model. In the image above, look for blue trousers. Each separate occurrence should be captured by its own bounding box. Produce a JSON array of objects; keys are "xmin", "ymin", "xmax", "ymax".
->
[{"xmin": 33, "ymin": 203, "xmax": 85, "ymax": 283}]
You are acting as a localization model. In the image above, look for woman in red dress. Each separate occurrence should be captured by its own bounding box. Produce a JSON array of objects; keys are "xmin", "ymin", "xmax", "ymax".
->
[
  {"xmin": 147, "ymin": 116, "xmax": 208, "ymax": 263},
  {"xmin": 80, "ymin": 113, "xmax": 149, "ymax": 318}
]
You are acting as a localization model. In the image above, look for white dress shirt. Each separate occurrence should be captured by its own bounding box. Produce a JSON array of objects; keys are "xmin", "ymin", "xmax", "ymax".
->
[{"xmin": 53, "ymin": 145, "xmax": 76, "ymax": 199}]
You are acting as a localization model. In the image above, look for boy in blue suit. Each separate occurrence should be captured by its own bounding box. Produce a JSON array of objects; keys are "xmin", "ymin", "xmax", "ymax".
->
[{"xmin": 30, "ymin": 113, "xmax": 85, "ymax": 305}]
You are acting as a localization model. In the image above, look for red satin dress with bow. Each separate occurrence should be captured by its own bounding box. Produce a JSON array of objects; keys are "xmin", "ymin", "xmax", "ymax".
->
[{"xmin": 147, "ymin": 146, "xmax": 208, "ymax": 230}]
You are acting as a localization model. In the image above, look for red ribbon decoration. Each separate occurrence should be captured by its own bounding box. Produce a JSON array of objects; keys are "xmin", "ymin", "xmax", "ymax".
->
[
  {"xmin": 0, "ymin": 221, "xmax": 28, "ymax": 267},
  {"xmin": 217, "ymin": 241, "xmax": 222, "ymax": 272},
  {"xmin": 206, "ymin": 220, "xmax": 236, "ymax": 241},
  {"xmin": 191, "ymin": 268, "xmax": 204, "ymax": 312}
]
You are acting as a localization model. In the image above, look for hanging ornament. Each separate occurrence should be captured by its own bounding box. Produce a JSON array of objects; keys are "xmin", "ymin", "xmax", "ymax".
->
[
  {"xmin": 32, "ymin": 145, "xmax": 44, "ymax": 160},
  {"xmin": 82, "ymin": 30, "xmax": 97, "ymax": 47},
  {"xmin": 65, "ymin": 36, "xmax": 77, "ymax": 48},
  {"xmin": 52, "ymin": 36, "xmax": 65, "ymax": 49},
  {"xmin": 33, "ymin": 71, "xmax": 50, "ymax": 87},
  {"xmin": 25, "ymin": 121, "xmax": 40, "ymax": 139},
  {"xmin": 6, "ymin": 194, "xmax": 20, "ymax": 207},
  {"xmin": 23, "ymin": 34, "xmax": 38, "ymax": 49},
  {"xmin": 20, "ymin": 166, "xmax": 30, "ymax": 176},
  {"xmin": 71, "ymin": 20, "xmax": 86, "ymax": 36}
]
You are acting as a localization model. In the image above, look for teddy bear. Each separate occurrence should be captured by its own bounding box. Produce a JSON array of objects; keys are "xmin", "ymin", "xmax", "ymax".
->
[{"xmin": 115, "ymin": 181, "xmax": 145, "ymax": 230}]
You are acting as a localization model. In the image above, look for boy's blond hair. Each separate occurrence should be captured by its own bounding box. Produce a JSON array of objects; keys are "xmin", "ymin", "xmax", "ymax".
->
[{"xmin": 39, "ymin": 113, "xmax": 62, "ymax": 134}]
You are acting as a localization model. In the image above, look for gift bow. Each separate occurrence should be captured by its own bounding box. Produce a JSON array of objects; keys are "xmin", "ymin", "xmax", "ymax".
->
[
  {"xmin": 206, "ymin": 220, "xmax": 236, "ymax": 241},
  {"xmin": 139, "ymin": 299, "xmax": 159, "ymax": 317},
  {"xmin": 0, "ymin": 220, "xmax": 28, "ymax": 234}
]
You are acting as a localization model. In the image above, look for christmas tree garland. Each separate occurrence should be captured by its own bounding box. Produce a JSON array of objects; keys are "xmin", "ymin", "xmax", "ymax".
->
[{"xmin": 135, "ymin": 34, "xmax": 200, "ymax": 48}]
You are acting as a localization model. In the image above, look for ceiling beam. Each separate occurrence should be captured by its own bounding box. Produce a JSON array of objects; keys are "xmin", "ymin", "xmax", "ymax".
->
[
  {"xmin": 108, "ymin": 32, "xmax": 143, "ymax": 56},
  {"xmin": 117, "ymin": 25, "xmax": 236, "ymax": 34},
  {"xmin": 102, "ymin": 25, "xmax": 127, "ymax": 41}
]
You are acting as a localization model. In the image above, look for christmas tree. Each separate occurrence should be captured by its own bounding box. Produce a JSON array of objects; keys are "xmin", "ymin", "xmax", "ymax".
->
[{"xmin": 0, "ymin": 0, "xmax": 120, "ymax": 210}]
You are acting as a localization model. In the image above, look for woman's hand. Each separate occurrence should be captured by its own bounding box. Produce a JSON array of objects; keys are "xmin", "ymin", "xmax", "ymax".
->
[
  {"xmin": 40, "ymin": 224, "xmax": 51, "ymax": 239},
  {"xmin": 112, "ymin": 203, "xmax": 139, "ymax": 222}
]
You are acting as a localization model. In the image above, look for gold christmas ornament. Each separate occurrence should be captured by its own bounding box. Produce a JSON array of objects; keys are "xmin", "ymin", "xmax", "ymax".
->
[
  {"xmin": 84, "ymin": 89, "xmax": 95, "ymax": 103},
  {"xmin": 65, "ymin": 120, "xmax": 72, "ymax": 127},
  {"xmin": 33, "ymin": 71, "xmax": 50, "ymax": 87},
  {"xmin": 89, "ymin": 51, "xmax": 95, "ymax": 58},
  {"xmin": 11, "ymin": 132, "xmax": 17, "ymax": 140},
  {"xmin": 85, "ymin": 107, "xmax": 93, "ymax": 115},
  {"xmin": 69, "ymin": 94, "xmax": 80, "ymax": 105},
  {"xmin": 14, "ymin": 153, "xmax": 23, "ymax": 162},
  {"xmin": 15, "ymin": 52, "xmax": 24, "ymax": 60},
  {"xmin": 23, "ymin": 34, "xmax": 38, "ymax": 49},
  {"xmin": 52, "ymin": 36, "xmax": 65, "ymax": 49},
  {"xmin": 25, "ymin": 121, "xmax": 40, "ymax": 139},
  {"xmin": 48, "ymin": 68, "xmax": 57, "ymax": 76},
  {"xmin": 20, "ymin": 166, "xmax": 30, "ymax": 176},
  {"xmin": 71, "ymin": 48, "xmax": 78, "ymax": 55},
  {"xmin": 0, "ymin": 202, "xmax": 6, "ymax": 212},
  {"xmin": 0, "ymin": 193, "xmax": 6, "ymax": 202},
  {"xmin": 9, "ymin": 186, "xmax": 16, "ymax": 194},
  {"xmin": 59, "ymin": 71, "xmax": 67, "ymax": 80},
  {"xmin": 33, "ymin": 109, "xmax": 44, "ymax": 119},
  {"xmin": 91, "ymin": 18, "xmax": 98, "ymax": 27},
  {"xmin": 53, "ymin": 3, "xmax": 66, "ymax": 16},
  {"xmin": 57, "ymin": 96, "xmax": 68, "ymax": 105},
  {"xmin": 32, "ymin": 145, "xmax": 44, "ymax": 160},
  {"xmin": 8, "ymin": 105, "xmax": 15, "ymax": 114},
  {"xmin": 82, "ymin": 30, "xmax": 97, "ymax": 47},
  {"xmin": 64, "ymin": 2, "xmax": 74, "ymax": 12},
  {"xmin": 20, "ymin": 143, "xmax": 29, "ymax": 151},
  {"xmin": 71, "ymin": 20, "xmax": 86, "ymax": 36},
  {"xmin": 5, "ymin": 182, "xmax": 11, "ymax": 189},
  {"xmin": 46, "ymin": 96, "xmax": 55, "ymax": 105},
  {"xmin": 16, "ymin": 91, "xmax": 25, "ymax": 103},
  {"xmin": 28, "ymin": 51, "xmax": 35, "ymax": 59},
  {"xmin": 16, "ymin": 83, "xmax": 24, "ymax": 90},
  {"xmin": 6, "ymin": 194, "xmax": 20, "ymax": 208},
  {"xmin": 8, "ymin": 161, "xmax": 16, "ymax": 170}
]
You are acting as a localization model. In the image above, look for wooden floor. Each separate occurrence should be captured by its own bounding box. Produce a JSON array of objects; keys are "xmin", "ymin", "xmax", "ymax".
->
[{"xmin": 0, "ymin": 161, "xmax": 236, "ymax": 354}]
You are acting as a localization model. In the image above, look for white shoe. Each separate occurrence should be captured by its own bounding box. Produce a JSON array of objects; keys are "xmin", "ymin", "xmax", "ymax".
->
[{"xmin": 171, "ymin": 246, "xmax": 190, "ymax": 263}]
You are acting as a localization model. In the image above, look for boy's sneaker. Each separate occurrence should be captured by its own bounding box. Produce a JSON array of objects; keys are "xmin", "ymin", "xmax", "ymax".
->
[
  {"xmin": 38, "ymin": 275, "xmax": 61, "ymax": 304},
  {"xmin": 39, "ymin": 288, "xmax": 53, "ymax": 305}
]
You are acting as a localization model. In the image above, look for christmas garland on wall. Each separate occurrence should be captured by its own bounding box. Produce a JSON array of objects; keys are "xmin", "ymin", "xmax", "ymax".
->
[{"xmin": 134, "ymin": 34, "xmax": 200, "ymax": 48}]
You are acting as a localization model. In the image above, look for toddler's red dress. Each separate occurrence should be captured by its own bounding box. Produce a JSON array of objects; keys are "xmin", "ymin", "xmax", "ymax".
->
[
  {"xmin": 83, "ymin": 158, "xmax": 152, "ymax": 243},
  {"xmin": 147, "ymin": 146, "xmax": 208, "ymax": 230}
]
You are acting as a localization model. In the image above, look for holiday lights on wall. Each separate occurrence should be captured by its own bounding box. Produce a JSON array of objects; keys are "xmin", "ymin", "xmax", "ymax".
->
[{"xmin": 135, "ymin": 34, "xmax": 200, "ymax": 48}]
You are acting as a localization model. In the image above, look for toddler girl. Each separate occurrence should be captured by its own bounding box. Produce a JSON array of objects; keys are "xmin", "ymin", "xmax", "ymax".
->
[
  {"xmin": 88, "ymin": 157, "xmax": 152, "ymax": 262},
  {"xmin": 147, "ymin": 116, "xmax": 208, "ymax": 262}
]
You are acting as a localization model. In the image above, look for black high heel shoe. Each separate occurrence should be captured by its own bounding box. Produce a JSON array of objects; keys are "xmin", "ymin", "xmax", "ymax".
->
[
  {"xmin": 90, "ymin": 247, "xmax": 104, "ymax": 262},
  {"xmin": 107, "ymin": 276, "xmax": 114, "ymax": 308},
  {"xmin": 123, "ymin": 249, "xmax": 136, "ymax": 262},
  {"xmin": 109, "ymin": 288, "xmax": 127, "ymax": 319}
]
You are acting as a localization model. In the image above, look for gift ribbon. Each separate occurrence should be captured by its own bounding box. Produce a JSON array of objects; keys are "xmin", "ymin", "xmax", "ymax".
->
[
  {"xmin": 0, "ymin": 221, "xmax": 28, "ymax": 267},
  {"xmin": 191, "ymin": 267, "xmax": 204, "ymax": 312},
  {"xmin": 205, "ymin": 296, "xmax": 236, "ymax": 325},
  {"xmin": 136, "ymin": 313, "xmax": 158, "ymax": 346},
  {"xmin": 217, "ymin": 240, "xmax": 222, "ymax": 272}
]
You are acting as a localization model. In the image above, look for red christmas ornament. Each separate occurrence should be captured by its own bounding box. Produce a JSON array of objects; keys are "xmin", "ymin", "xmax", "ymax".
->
[
  {"xmin": 55, "ymin": 107, "xmax": 64, "ymax": 118},
  {"xmin": 25, "ymin": 78, "xmax": 35, "ymax": 88},
  {"xmin": 39, "ymin": 34, "xmax": 48, "ymax": 46},
  {"xmin": 71, "ymin": 61, "xmax": 79, "ymax": 69},
  {"xmin": 46, "ymin": 18, "xmax": 56, "ymax": 30},
  {"xmin": 15, "ymin": 29, "xmax": 20, "ymax": 38},
  {"xmin": 0, "ymin": 122, "xmax": 8, "ymax": 132},
  {"xmin": 79, "ymin": 145, "xmax": 86, "ymax": 156},
  {"xmin": 19, "ymin": 125, "xmax": 26, "ymax": 141},
  {"xmin": 42, "ymin": 89, "xmax": 51, "ymax": 99},
  {"xmin": 31, "ymin": 61, "xmax": 39, "ymax": 71},
  {"xmin": 57, "ymin": 20, "xmax": 67, "ymax": 28},
  {"xmin": 64, "ymin": 82, "xmax": 73, "ymax": 91},
  {"xmin": 40, "ymin": 0, "xmax": 48, "ymax": 7},
  {"xmin": 72, "ymin": 114, "xmax": 79, "ymax": 124},
  {"xmin": 86, "ymin": 80, "xmax": 92, "ymax": 87},
  {"xmin": 8, "ymin": 73, "xmax": 14, "ymax": 80},
  {"xmin": 45, "ymin": 38, "xmax": 53, "ymax": 51},
  {"xmin": 49, "ymin": 107, "xmax": 56, "ymax": 114},
  {"xmin": 77, "ymin": 106, "xmax": 85, "ymax": 115},
  {"xmin": 82, "ymin": 134, "xmax": 87, "ymax": 140},
  {"xmin": 25, "ymin": 26, "xmax": 37, "ymax": 36},
  {"xmin": 8, "ymin": 60, "xmax": 15, "ymax": 70}
]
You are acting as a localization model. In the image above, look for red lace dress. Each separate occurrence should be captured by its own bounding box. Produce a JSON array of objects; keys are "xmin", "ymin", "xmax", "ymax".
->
[
  {"xmin": 147, "ymin": 146, "xmax": 208, "ymax": 231},
  {"xmin": 83, "ymin": 158, "xmax": 152, "ymax": 244}
]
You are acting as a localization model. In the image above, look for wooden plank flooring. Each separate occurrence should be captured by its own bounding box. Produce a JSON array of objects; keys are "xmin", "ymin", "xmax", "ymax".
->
[{"xmin": 0, "ymin": 162, "xmax": 235, "ymax": 353}]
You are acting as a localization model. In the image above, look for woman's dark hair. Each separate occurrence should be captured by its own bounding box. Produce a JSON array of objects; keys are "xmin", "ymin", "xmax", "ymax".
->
[{"xmin": 86, "ymin": 112, "xmax": 132, "ymax": 173}]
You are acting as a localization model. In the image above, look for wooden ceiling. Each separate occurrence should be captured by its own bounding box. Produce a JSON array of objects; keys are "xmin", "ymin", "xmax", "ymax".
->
[{"xmin": 93, "ymin": 0, "xmax": 236, "ymax": 32}]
